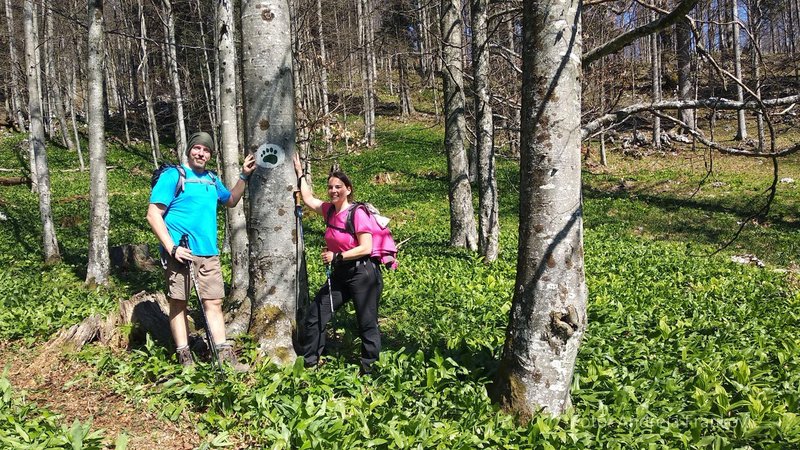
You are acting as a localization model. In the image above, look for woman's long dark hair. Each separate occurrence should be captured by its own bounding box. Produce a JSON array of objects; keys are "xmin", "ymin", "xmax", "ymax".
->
[{"xmin": 328, "ymin": 170, "xmax": 354, "ymax": 202}]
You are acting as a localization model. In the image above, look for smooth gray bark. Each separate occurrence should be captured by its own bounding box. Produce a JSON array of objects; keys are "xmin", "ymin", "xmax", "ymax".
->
[
  {"xmin": 242, "ymin": 0, "xmax": 301, "ymax": 363},
  {"xmin": 24, "ymin": 0, "xmax": 60, "ymax": 263},
  {"xmin": 471, "ymin": 0, "xmax": 499, "ymax": 263},
  {"xmin": 748, "ymin": 0, "xmax": 764, "ymax": 151},
  {"xmin": 650, "ymin": 10, "xmax": 661, "ymax": 149},
  {"xmin": 676, "ymin": 18, "xmax": 695, "ymax": 130},
  {"xmin": 441, "ymin": 0, "xmax": 478, "ymax": 250},
  {"xmin": 47, "ymin": 11, "xmax": 75, "ymax": 152},
  {"xmin": 86, "ymin": 0, "xmax": 110, "ymax": 286},
  {"xmin": 316, "ymin": 0, "xmax": 333, "ymax": 153},
  {"xmin": 733, "ymin": 0, "xmax": 748, "ymax": 140},
  {"xmin": 359, "ymin": 0, "xmax": 376, "ymax": 146},
  {"xmin": 496, "ymin": 0, "xmax": 586, "ymax": 417},
  {"xmin": 68, "ymin": 54, "xmax": 85, "ymax": 171},
  {"xmin": 217, "ymin": 0, "xmax": 249, "ymax": 316},
  {"xmin": 5, "ymin": 0, "xmax": 26, "ymax": 132}
]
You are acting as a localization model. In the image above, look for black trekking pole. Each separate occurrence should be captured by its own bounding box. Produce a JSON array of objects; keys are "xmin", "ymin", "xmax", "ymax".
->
[
  {"xmin": 325, "ymin": 261, "xmax": 337, "ymax": 339},
  {"xmin": 294, "ymin": 190, "xmax": 309, "ymax": 314},
  {"xmin": 179, "ymin": 234, "xmax": 222, "ymax": 376}
]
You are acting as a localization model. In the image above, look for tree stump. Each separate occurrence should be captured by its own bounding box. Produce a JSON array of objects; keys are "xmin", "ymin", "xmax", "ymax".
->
[
  {"xmin": 46, "ymin": 291, "xmax": 174, "ymax": 351},
  {"xmin": 109, "ymin": 244, "xmax": 158, "ymax": 271}
]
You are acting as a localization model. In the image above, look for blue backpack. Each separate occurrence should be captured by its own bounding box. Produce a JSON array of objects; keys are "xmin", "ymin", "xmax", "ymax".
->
[
  {"xmin": 150, "ymin": 164, "xmax": 218, "ymax": 197},
  {"xmin": 150, "ymin": 164, "xmax": 218, "ymax": 216}
]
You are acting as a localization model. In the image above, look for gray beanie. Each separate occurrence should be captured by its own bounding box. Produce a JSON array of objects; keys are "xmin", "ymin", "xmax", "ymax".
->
[{"xmin": 186, "ymin": 132, "xmax": 215, "ymax": 156}]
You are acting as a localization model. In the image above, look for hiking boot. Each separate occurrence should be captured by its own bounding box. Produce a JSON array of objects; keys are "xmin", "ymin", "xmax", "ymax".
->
[
  {"xmin": 216, "ymin": 344, "xmax": 250, "ymax": 373},
  {"xmin": 176, "ymin": 346, "xmax": 194, "ymax": 367}
]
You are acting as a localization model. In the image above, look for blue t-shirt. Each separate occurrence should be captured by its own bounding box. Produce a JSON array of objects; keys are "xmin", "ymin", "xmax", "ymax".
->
[{"xmin": 149, "ymin": 165, "xmax": 231, "ymax": 256}]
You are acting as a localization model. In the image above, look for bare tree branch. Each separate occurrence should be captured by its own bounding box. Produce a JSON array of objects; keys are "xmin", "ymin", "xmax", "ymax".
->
[
  {"xmin": 582, "ymin": 0, "xmax": 699, "ymax": 68},
  {"xmin": 581, "ymin": 94, "xmax": 800, "ymax": 138}
]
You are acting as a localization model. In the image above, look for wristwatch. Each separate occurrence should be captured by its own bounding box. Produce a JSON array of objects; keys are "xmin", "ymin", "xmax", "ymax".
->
[
  {"xmin": 239, "ymin": 172, "xmax": 250, "ymax": 181},
  {"xmin": 171, "ymin": 245, "xmax": 179, "ymax": 258}
]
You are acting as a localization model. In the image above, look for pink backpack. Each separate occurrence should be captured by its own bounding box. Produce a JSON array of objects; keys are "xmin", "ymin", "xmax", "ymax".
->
[{"xmin": 325, "ymin": 202, "xmax": 399, "ymax": 269}]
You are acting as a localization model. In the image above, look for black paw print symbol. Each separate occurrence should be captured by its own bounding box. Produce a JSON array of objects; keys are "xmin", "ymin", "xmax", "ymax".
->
[{"xmin": 258, "ymin": 146, "xmax": 280, "ymax": 166}]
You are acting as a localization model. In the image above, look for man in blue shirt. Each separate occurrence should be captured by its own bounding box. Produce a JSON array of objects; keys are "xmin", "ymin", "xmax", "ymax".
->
[{"xmin": 146, "ymin": 131, "xmax": 255, "ymax": 369}]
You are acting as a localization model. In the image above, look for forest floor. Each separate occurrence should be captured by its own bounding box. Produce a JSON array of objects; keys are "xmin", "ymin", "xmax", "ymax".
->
[{"xmin": 1, "ymin": 340, "xmax": 201, "ymax": 449}]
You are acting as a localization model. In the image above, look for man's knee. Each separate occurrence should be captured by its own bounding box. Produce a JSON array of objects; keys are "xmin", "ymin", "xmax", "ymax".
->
[{"xmin": 202, "ymin": 298, "xmax": 223, "ymax": 311}]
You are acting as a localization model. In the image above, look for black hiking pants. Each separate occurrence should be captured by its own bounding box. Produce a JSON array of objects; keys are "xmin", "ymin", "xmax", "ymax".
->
[{"xmin": 300, "ymin": 257, "xmax": 383, "ymax": 373}]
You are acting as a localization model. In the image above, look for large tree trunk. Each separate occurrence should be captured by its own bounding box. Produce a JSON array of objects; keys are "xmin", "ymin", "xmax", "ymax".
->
[
  {"xmin": 471, "ymin": 0, "xmax": 499, "ymax": 263},
  {"xmin": 162, "ymin": 0, "xmax": 187, "ymax": 163},
  {"xmin": 495, "ymin": 0, "xmax": 586, "ymax": 417},
  {"xmin": 5, "ymin": 0, "xmax": 27, "ymax": 132},
  {"xmin": 242, "ymin": 0, "xmax": 301, "ymax": 364},
  {"xmin": 733, "ymin": 0, "xmax": 747, "ymax": 140},
  {"xmin": 24, "ymin": 0, "xmax": 59, "ymax": 263},
  {"xmin": 676, "ymin": 18, "xmax": 695, "ymax": 131},
  {"xmin": 441, "ymin": 0, "xmax": 478, "ymax": 250},
  {"xmin": 86, "ymin": 0, "xmax": 110, "ymax": 286},
  {"xmin": 217, "ymin": 0, "xmax": 249, "ymax": 329}
]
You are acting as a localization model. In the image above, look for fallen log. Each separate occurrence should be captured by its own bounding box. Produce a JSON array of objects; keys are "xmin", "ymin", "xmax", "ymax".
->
[{"xmin": 0, "ymin": 176, "xmax": 29, "ymax": 186}]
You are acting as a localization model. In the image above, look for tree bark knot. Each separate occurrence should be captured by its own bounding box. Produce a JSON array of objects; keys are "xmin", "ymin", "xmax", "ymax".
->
[{"xmin": 548, "ymin": 305, "xmax": 580, "ymax": 348}]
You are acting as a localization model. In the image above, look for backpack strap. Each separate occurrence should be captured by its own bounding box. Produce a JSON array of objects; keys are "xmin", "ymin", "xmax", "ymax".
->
[
  {"xmin": 173, "ymin": 165, "xmax": 186, "ymax": 196},
  {"xmin": 345, "ymin": 202, "xmax": 368, "ymax": 237},
  {"xmin": 325, "ymin": 203, "xmax": 365, "ymax": 237}
]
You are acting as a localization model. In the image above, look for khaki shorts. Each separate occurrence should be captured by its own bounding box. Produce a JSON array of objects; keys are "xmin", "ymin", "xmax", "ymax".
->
[{"xmin": 164, "ymin": 255, "xmax": 225, "ymax": 301}]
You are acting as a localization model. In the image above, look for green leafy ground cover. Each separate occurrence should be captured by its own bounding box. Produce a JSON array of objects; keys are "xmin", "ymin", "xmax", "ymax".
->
[{"xmin": 0, "ymin": 120, "xmax": 798, "ymax": 448}]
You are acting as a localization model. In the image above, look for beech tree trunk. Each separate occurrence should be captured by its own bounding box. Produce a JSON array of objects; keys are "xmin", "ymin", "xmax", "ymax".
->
[
  {"xmin": 86, "ymin": 0, "xmax": 110, "ymax": 286},
  {"xmin": 676, "ymin": 18, "xmax": 695, "ymax": 131},
  {"xmin": 138, "ymin": 0, "xmax": 160, "ymax": 166},
  {"xmin": 68, "ymin": 55, "xmax": 86, "ymax": 171},
  {"xmin": 24, "ymin": 0, "xmax": 60, "ymax": 263},
  {"xmin": 471, "ymin": 0, "xmax": 499, "ymax": 263},
  {"xmin": 162, "ymin": 0, "xmax": 187, "ymax": 162},
  {"xmin": 650, "ymin": 10, "xmax": 661, "ymax": 149},
  {"xmin": 496, "ymin": 0, "xmax": 586, "ymax": 417},
  {"xmin": 399, "ymin": 54, "xmax": 414, "ymax": 116},
  {"xmin": 441, "ymin": 0, "xmax": 478, "ymax": 250},
  {"xmin": 733, "ymin": 0, "xmax": 748, "ymax": 140},
  {"xmin": 242, "ymin": 0, "xmax": 301, "ymax": 364},
  {"xmin": 217, "ymin": 0, "xmax": 249, "ymax": 325},
  {"xmin": 316, "ymin": 0, "xmax": 333, "ymax": 153},
  {"xmin": 5, "ymin": 0, "xmax": 26, "ymax": 132},
  {"xmin": 46, "ymin": 11, "xmax": 75, "ymax": 151},
  {"xmin": 359, "ymin": 0, "xmax": 377, "ymax": 146},
  {"xmin": 748, "ymin": 0, "xmax": 764, "ymax": 151}
]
